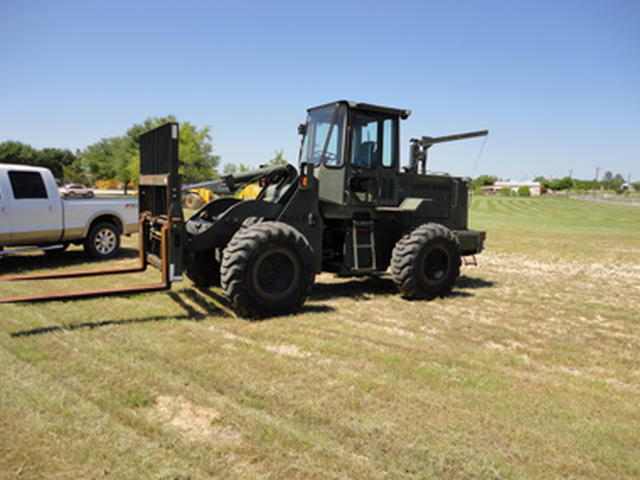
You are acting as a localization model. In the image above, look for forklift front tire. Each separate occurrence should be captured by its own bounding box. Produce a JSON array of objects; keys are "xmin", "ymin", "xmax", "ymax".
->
[{"xmin": 221, "ymin": 221, "xmax": 315, "ymax": 318}]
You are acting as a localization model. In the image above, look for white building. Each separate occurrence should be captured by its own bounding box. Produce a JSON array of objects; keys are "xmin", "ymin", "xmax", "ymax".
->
[{"xmin": 483, "ymin": 181, "xmax": 544, "ymax": 196}]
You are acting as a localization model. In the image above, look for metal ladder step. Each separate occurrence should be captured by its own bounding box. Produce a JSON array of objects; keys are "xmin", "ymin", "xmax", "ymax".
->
[{"xmin": 352, "ymin": 220, "xmax": 377, "ymax": 271}]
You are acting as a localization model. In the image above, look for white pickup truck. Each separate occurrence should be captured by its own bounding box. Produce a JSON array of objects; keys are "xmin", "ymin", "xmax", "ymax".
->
[{"xmin": 0, "ymin": 164, "xmax": 138, "ymax": 259}]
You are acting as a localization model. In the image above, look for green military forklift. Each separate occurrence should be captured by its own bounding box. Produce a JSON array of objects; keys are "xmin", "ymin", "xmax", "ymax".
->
[
  {"xmin": 0, "ymin": 101, "xmax": 487, "ymax": 315},
  {"xmin": 148, "ymin": 100, "xmax": 488, "ymax": 317}
]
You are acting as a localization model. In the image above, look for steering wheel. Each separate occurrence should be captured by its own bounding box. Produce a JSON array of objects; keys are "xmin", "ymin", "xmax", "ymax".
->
[{"xmin": 312, "ymin": 149, "xmax": 337, "ymax": 164}]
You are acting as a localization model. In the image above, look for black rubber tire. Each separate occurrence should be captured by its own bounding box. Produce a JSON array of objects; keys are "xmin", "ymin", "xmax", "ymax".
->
[
  {"xmin": 185, "ymin": 250, "xmax": 221, "ymax": 289},
  {"xmin": 87, "ymin": 191, "xmax": 95, "ymax": 198},
  {"xmin": 84, "ymin": 222, "xmax": 120, "ymax": 260},
  {"xmin": 391, "ymin": 223, "xmax": 461, "ymax": 300},
  {"xmin": 221, "ymin": 221, "xmax": 315, "ymax": 318}
]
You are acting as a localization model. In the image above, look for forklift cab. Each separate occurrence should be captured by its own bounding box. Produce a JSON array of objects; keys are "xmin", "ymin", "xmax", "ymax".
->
[{"xmin": 298, "ymin": 101, "xmax": 411, "ymax": 211}]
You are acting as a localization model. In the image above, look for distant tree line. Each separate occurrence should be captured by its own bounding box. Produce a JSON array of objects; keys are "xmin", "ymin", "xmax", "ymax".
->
[
  {"xmin": 0, "ymin": 116, "xmax": 221, "ymax": 190},
  {"xmin": 0, "ymin": 123, "xmax": 291, "ymax": 191},
  {"xmin": 2, "ymin": 136, "xmax": 633, "ymax": 195},
  {"xmin": 220, "ymin": 149, "xmax": 288, "ymax": 176},
  {"xmin": 472, "ymin": 172, "xmax": 638, "ymax": 194},
  {"xmin": 0, "ymin": 141, "xmax": 80, "ymax": 181},
  {"xmin": 532, "ymin": 172, "xmax": 633, "ymax": 192},
  {"xmin": 81, "ymin": 116, "xmax": 220, "ymax": 192}
]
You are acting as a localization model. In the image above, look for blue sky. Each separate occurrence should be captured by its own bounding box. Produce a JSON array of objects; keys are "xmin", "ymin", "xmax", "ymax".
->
[{"xmin": 1, "ymin": 0, "xmax": 638, "ymax": 180}]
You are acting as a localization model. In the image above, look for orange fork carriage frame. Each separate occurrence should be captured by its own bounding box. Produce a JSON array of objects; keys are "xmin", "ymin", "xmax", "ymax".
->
[{"xmin": 0, "ymin": 122, "xmax": 184, "ymax": 304}]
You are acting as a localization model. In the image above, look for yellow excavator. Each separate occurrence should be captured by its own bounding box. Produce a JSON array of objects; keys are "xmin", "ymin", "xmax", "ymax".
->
[
  {"xmin": 182, "ymin": 180, "xmax": 261, "ymax": 210},
  {"xmin": 182, "ymin": 187, "xmax": 216, "ymax": 209}
]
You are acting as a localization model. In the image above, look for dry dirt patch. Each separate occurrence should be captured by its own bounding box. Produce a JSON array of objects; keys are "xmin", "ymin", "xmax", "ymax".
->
[
  {"xmin": 264, "ymin": 343, "xmax": 311, "ymax": 358},
  {"xmin": 147, "ymin": 395, "xmax": 241, "ymax": 444}
]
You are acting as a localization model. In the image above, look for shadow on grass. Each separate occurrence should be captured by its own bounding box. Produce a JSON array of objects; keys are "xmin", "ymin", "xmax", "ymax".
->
[
  {"xmin": 311, "ymin": 276, "xmax": 397, "ymax": 301},
  {"xmin": 182, "ymin": 288, "xmax": 233, "ymax": 316},
  {"xmin": 456, "ymin": 275, "xmax": 496, "ymax": 290},
  {"xmin": 9, "ymin": 291, "xmax": 223, "ymax": 338},
  {"xmin": 0, "ymin": 247, "xmax": 139, "ymax": 276},
  {"xmin": 8, "ymin": 283, "xmax": 335, "ymax": 336},
  {"xmin": 299, "ymin": 304, "xmax": 335, "ymax": 315},
  {"xmin": 189, "ymin": 287, "xmax": 336, "ymax": 322},
  {"xmin": 311, "ymin": 274, "xmax": 495, "ymax": 302}
]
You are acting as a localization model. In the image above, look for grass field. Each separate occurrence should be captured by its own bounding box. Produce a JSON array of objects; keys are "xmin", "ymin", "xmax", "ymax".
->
[{"xmin": 1, "ymin": 196, "xmax": 638, "ymax": 479}]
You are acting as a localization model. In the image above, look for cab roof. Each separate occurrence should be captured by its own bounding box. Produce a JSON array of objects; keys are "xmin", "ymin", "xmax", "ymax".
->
[{"xmin": 308, "ymin": 100, "xmax": 411, "ymax": 120}]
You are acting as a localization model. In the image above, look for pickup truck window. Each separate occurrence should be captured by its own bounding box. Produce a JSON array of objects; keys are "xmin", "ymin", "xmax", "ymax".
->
[{"xmin": 8, "ymin": 171, "xmax": 48, "ymax": 199}]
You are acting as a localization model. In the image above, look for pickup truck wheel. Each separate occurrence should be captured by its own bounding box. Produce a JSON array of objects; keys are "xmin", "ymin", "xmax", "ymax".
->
[
  {"xmin": 84, "ymin": 222, "xmax": 120, "ymax": 260},
  {"xmin": 221, "ymin": 222, "xmax": 315, "ymax": 318},
  {"xmin": 391, "ymin": 223, "xmax": 461, "ymax": 300}
]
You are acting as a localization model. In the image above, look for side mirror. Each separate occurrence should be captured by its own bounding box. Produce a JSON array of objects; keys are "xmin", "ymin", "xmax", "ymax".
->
[{"xmin": 298, "ymin": 123, "xmax": 307, "ymax": 135}]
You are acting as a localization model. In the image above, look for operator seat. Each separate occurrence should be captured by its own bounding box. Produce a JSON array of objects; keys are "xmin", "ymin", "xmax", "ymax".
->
[{"xmin": 353, "ymin": 141, "xmax": 377, "ymax": 168}]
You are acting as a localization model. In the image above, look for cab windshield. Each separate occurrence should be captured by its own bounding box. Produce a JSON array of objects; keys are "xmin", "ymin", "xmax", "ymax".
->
[{"xmin": 299, "ymin": 104, "xmax": 346, "ymax": 167}]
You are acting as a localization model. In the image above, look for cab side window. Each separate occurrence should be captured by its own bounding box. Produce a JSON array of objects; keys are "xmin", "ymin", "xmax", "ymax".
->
[
  {"xmin": 8, "ymin": 171, "xmax": 48, "ymax": 199},
  {"xmin": 381, "ymin": 118, "xmax": 397, "ymax": 168},
  {"xmin": 351, "ymin": 114, "xmax": 379, "ymax": 169}
]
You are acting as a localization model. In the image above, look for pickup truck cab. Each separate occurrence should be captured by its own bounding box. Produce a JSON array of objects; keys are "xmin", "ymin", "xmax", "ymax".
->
[{"xmin": 0, "ymin": 164, "xmax": 138, "ymax": 259}]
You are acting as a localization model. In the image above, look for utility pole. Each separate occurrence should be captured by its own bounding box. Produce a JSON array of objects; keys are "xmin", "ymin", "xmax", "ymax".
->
[{"xmin": 595, "ymin": 167, "xmax": 600, "ymax": 181}]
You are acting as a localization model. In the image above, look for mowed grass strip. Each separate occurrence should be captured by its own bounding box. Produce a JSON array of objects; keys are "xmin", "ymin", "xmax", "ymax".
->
[{"xmin": 1, "ymin": 196, "xmax": 638, "ymax": 479}]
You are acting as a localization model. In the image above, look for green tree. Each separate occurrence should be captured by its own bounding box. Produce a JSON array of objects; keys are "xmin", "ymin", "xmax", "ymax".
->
[
  {"xmin": 517, "ymin": 186, "xmax": 531, "ymax": 197},
  {"xmin": 223, "ymin": 163, "xmax": 238, "ymax": 175},
  {"xmin": 81, "ymin": 116, "xmax": 221, "ymax": 191},
  {"xmin": 600, "ymin": 171, "xmax": 625, "ymax": 191},
  {"xmin": 178, "ymin": 121, "xmax": 220, "ymax": 184},
  {"xmin": 80, "ymin": 137, "xmax": 123, "ymax": 181},
  {"xmin": 601, "ymin": 171, "xmax": 612, "ymax": 190},
  {"xmin": 612, "ymin": 173, "xmax": 625, "ymax": 191},
  {"xmin": 0, "ymin": 141, "xmax": 77, "ymax": 179},
  {"xmin": 549, "ymin": 177, "xmax": 573, "ymax": 191},
  {"xmin": 0, "ymin": 141, "xmax": 39, "ymax": 166},
  {"xmin": 222, "ymin": 162, "xmax": 251, "ymax": 175},
  {"xmin": 471, "ymin": 175, "xmax": 497, "ymax": 190},
  {"xmin": 62, "ymin": 155, "xmax": 86, "ymax": 184},
  {"xmin": 572, "ymin": 179, "xmax": 598, "ymax": 191},
  {"xmin": 38, "ymin": 148, "xmax": 76, "ymax": 179},
  {"xmin": 124, "ymin": 116, "xmax": 220, "ymax": 185},
  {"xmin": 533, "ymin": 176, "xmax": 551, "ymax": 189},
  {"xmin": 268, "ymin": 149, "xmax": 288, "ymax": 166}
]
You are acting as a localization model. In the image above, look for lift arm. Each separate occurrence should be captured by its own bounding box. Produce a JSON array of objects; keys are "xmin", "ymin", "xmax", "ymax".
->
[{"xmin": 409, "ymin": 129, "xmax": 489, "ymax": 174}]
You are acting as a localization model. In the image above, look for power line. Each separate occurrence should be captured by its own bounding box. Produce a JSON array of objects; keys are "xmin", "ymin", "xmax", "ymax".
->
[{"xmin": 470, "ymin": 135, "xmax": 488, "ymax": 178}]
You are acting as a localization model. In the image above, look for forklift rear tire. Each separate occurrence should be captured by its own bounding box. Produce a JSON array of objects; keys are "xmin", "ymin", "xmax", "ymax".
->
[
  {"xmin": 391, "ymin": 223, "xmax": 461, "ymax": 300},
  {"xmin": 221, "ymin": 221, "xmax": 315, "ymax": 318},
  {"xmin": 185, "ymin": 250, "xmax": 221, "ymax": 289}
]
